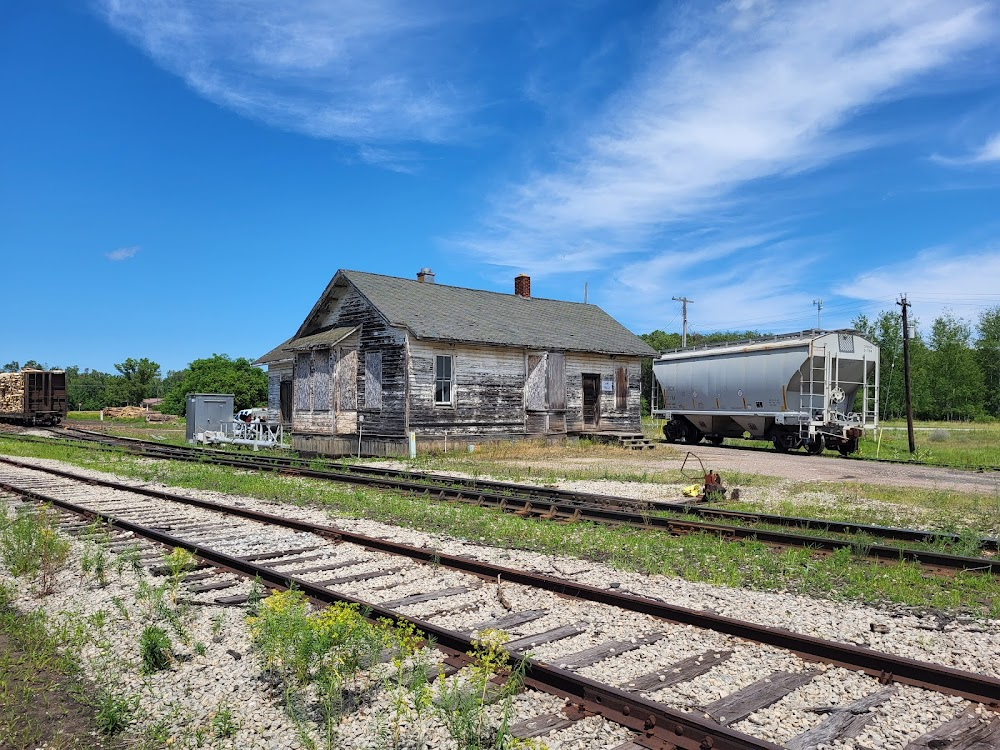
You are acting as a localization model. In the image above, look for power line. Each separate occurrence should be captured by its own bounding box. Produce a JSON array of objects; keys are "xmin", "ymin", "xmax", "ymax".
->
[{"xmin": 695, "ymin": 299, "xmax": 893, "ymax": 332}]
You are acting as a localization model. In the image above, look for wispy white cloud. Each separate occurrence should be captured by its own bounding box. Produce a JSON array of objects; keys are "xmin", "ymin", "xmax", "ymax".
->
[
  {"xmin": 833, "ymin": 246, "xmax": 1000, "ymax": 328},
  {"xmin": 836, "ymin": 247, "xmax": 1000, "ymax": 301},
  {"xmin": 461, "ymin": 0, "xmax": 993, "ymax": 275},
  {"xmin": 106, "ymin": 245, "xmax": 140, "ymax": 261},
  {"xmin": 932, "ymin": 131, "xmax": 1000, "ymax": 164},
  {"xmin": 598, "ymin": 233, "xmax": 823, "ymax": 334},
  {"xmin": 357, "ymin": 146, "xmax": 424, "ymax": 174},
  {"xmin": 96, "ymin": 0, "xmax": 495, "ymax": 144}
]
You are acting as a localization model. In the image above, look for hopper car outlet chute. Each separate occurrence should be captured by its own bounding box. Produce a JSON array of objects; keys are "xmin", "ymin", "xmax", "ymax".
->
[{"xmin": 652, "ymin": 330, "xmax": 879, "ymax": 455}]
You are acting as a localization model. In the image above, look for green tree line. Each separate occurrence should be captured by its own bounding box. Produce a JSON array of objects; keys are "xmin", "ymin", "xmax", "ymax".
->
[
  {"xmin": 640, "ymin": 306, "xmax": 1000, "ymax": 421},
  {"xmin": 1, "ymin": 354, "xmax": 267, "ymax": 415}
]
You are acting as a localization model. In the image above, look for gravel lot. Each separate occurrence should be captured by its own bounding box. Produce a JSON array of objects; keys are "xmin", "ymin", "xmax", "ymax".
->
[{"xmin": 507, "ymin": 443, "xmax": 1000, "ymax": 494}]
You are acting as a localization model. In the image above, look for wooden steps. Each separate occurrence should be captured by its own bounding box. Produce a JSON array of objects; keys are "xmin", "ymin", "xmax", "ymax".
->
[{"xmin": 585, "ymin": 431, "xmax": 658, "ymax": 450}]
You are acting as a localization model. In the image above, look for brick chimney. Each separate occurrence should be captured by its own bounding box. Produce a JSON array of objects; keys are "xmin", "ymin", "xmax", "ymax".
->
[
  {"xmin": 514, "ymin": 274, "xmax": 530, "ymax": 298},
  {"xmin": 416, "ymin": 268, "xmax": 435, "ymax": 283}
]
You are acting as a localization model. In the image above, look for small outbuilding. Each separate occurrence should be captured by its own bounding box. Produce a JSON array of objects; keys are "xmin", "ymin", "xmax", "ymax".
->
[{"xmin": 254, "ymin": 269, "xmax": 656, "ymax": 456}]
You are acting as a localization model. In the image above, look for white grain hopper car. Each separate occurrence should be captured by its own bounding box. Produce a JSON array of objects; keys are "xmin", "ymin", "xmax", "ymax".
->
[{"xmin": 652, "ymin": 330, "xmax": 879, "ymax": 455}]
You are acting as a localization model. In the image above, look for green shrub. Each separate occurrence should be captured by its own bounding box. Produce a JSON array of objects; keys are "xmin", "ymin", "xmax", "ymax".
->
[
  {"xmin": 0, "ymin": 503, "xmax": 70, "ymax": 594},
  {"xmin": 434, "ymin": 629, "xmax": 528, "ymax": 750},
  {"xmin": 139, "ymin": 624, "xmax": 172, "ymax": 673},
  {"xmin": 94, "ymin": 690, "xmax": 137, "ymax": 734}
]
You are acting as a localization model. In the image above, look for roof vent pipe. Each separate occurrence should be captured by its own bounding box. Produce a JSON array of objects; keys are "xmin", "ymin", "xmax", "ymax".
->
[
  {"xmin": 417, "ymin": 268, "xmax": 435, "ymax": 283},
  {"xmin": 514, "ymin": 274, "xmax": 530, "ymax": 298}
]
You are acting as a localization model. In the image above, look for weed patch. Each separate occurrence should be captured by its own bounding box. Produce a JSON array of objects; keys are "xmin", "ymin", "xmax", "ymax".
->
[{"xmin": 0, "ymin": 583, "xmax": 113, "ymax": 749}]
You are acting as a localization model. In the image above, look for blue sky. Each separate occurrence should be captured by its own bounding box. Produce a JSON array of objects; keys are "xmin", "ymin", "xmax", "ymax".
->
[{"xmin": 3, "ymin": 0, "xmax": 1000, "ymax": 374}]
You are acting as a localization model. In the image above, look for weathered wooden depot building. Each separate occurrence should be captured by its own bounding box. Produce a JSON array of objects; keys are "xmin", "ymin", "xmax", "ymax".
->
[{"xmin": 254, "ymin": 269, "xmax": 656, "ymax": 456}]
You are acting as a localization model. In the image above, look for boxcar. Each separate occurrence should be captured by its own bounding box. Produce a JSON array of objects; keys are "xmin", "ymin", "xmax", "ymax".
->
[{"xmin": 0, "ymin": 370, "xmax": 69, "ymax": 425}]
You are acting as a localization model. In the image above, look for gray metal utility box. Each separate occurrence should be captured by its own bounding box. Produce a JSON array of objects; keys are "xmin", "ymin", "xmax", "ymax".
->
[{"xmin": 185, "ymin": 394, "xmax": 234, "ymax": 443}]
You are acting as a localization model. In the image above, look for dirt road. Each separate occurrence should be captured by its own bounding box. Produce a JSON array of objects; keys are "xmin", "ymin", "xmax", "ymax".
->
[{"xmin": 570, "ymin": 444, "xmax": 1000, "ymax": 494}]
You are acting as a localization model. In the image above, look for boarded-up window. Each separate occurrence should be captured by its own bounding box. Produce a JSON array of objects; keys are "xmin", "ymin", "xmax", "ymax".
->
[
  {"xmin": 338, "ymin": 349, "xmax": 357, "ymax": 410},
  {"xmin": 365, "ymin": 351, "xmax": 382, "ymax": 409},
  {"xmin": 294, "ymin": 353, "xmax": 310, "ymax": 411},
  {"xmin": 526, "ymin": 352, "xmax": 566, "ymax": 411},
  {"xmin": 525, "ymin": 354, "xmax": 546, "ymax": 410},
  {"xmin": 434, "ymin": 355, "xmax": 453, "ymax": 405},
  {"xmin": 328, "ymin": 350, "xmax": 338, "ymax": 409},
  {"xmin": 312, "ymin": 350, "xmax": 330, "ymax": 410},
  {"xmin": 616, "ymin": 366, "xmax": 628, "ymax": 410},
  {"xmin": 546, "ymin": 352, "xmax": 566, "ymax": 410}
]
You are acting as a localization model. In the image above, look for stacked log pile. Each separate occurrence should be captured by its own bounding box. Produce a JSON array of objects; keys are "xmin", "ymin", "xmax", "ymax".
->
[
  {"xmin": 0, "ymin": 372, "xmax": 26, "ymax": 413},
  {"xmin": 145, "ymin": 412, "xmax": 178, "ymax": 423},
  {"xmin": 103, "ymin": 406, "xmax": 147, "ymax": 419}
]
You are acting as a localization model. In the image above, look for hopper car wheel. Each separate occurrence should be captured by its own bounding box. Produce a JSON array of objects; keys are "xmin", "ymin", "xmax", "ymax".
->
[
  {"xmin": 806, "ymin": 435, "xmax": 826, "ymax": 455},
  {"xmin": 708, "ymin": 434, "xmax": 724, "ymax": 446},
  {"xmin": 684, "ymin": 425, "xmax": 703, "ymax": 444},
  {"xmin": 837, "ymin": 438, "xmax": 859, "ymax": 456},
  {"xmin": 771, "ymin": 432, "xmax": 795, "ymax": 453}
]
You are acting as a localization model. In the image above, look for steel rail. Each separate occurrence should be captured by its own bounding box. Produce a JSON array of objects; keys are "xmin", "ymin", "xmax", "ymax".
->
[
  {"xmin": 1, "ymin": 479, "xmax": 781, "ymax": 750},
  {"xmin": 54, "ymin": 427, "xmax": 682, "ymax": 511},
  {"xmin": 49, "ymin": 430, "xmax": 1000, "ymax": 551},
  {"xmin": 670, "ymin": 503, "xmax": 1000, "ymax": 550},
  {"xmin": 3, "ymin": 441, "xmax": 999, "ymax": 576},
  {"xmin": 2, "ymin": 459, "xmax": 999, "ymax": 708}
]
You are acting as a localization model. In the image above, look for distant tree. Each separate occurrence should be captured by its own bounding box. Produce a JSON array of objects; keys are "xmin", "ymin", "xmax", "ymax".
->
[
  {"xmin": 921, "ymin": 312, "xmax": 983, "ymax": 420},
  {"xmin": 976, "ymin": 306, "xmax": 1000, "ymax": 418},
  {"xmin": 65, "ymin": 366, "xmax": 116, "ymax": 410},
  {"xmin": 161, "ymin": 354, "xmax": 267, "ymax": 415},
  {"xmin": 158, "ymin": 369, "xmax": 186, "ymax": 399},
  {"xmin": 1, "ymin": 361, "xmax": 19, "ymax": 372},
  {"xmin": 21, "ymin": 360, "xmax": 44, "ymax": 370},
  {"xmin": 113, "ymin": 358, "xmax": 162, "ymax": 406}
]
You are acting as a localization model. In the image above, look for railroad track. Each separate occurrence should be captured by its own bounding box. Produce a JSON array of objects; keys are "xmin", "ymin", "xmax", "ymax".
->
[
  {"xmin": 1, "ymin": 458, "xmax": 998, "ymax": 749},
  {"xmin": 6, "ymin": 430, "xmax": 1000, "ymax": 576}
]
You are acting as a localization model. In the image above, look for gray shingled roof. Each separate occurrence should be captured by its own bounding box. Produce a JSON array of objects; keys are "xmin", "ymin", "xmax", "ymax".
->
[
  {"xmin": 253, "ymin": 328, "xmax": 358, "ymax": 365},
  {"xmin": 284, "ymin": 326, "xmax": 358, "ymax": 352},
  {"xmin": 342, "ymin": 270, "xmax": 656, "ymax": 357},
  {"xmin": 252, "ymin": 336, "xmax": 296, "ymax": 366}
]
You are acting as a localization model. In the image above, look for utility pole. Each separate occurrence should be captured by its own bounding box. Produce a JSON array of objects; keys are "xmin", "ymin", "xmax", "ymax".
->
[
  {"xmin": 672, "ymin": 296, "xmax": 693, "ymax": 348},
  {"xmin": 813, "ymin": 298, "xmax": 823, "ymax": 330},
  {"xmin": 897, "ymin": 294, "xmax": 916, "ymax": 454}
]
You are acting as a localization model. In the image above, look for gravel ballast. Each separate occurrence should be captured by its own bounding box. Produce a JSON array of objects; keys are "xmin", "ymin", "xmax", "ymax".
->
[{"xmin": 1, "ymin": 454, "xmax": 998, "ymax": 749}]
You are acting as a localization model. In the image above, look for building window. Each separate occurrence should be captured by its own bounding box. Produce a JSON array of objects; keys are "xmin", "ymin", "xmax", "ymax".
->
[
  {"xmin": 364, "ymin": 351, "xmax": 382, "ymax": 409},
  {"xmin": 434, "ymin": 355, "xmax": 453, "ymax": 405},
  {"xmin": 616, "ymin": 366, "xmax": 628, "ymax": 410}
]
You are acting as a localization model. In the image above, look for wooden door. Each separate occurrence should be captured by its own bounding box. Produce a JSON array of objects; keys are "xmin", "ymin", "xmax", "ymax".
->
[
  {"xmin": 582, "ymin": 374, "xmax": 600, "ymax": 428},
  {"xmin": 279, "ymin": 380, "xmax": 292, "ymax": 424}
]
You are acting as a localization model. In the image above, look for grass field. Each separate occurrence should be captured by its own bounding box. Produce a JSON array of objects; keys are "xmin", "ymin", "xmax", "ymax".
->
[
  {"xmin": 858, "ymin": 420, "xmax": 1000, "ymax": 467},
  {"xmin": 67, "ymin": 411, "xmax": 184, "ymax": 427},
  {"xmin": 645, "ymin": 416, "xmax": 1000, "ymax": 468}
]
